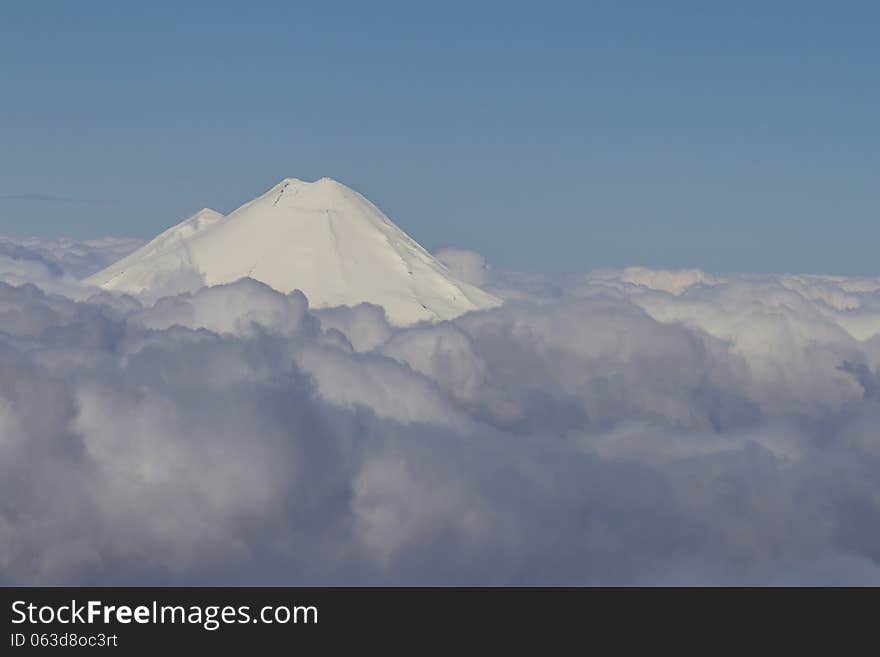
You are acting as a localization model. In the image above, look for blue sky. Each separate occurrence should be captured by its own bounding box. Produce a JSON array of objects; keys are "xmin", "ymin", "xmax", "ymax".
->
[{"xmin": 1, "ymin": 1, "xmax": 878, "ymax": 274}]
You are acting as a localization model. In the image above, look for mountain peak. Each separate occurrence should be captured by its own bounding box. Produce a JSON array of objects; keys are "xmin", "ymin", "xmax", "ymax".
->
[
  {"xmin": 276, "ymin": 176, "xmax": 343, "ymax": 189},
  {"xmin": 87, "ymin": 178, "xmax": 501, "ymax": 325},
  {"xmin": 193, "ymin": 207, "xmax": 224, "ymax": 219}
]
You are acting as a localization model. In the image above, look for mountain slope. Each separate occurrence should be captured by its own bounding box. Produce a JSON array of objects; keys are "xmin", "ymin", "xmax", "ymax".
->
[{"xmin": 86, "ymin": 178, "xmax": 501, "ymax": 325}]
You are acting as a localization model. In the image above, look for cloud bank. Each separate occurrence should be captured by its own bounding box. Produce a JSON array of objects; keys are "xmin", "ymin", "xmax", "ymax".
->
[
  {"xmin": 1, "ymin": 238, "xmax": 880, "ymax": 585},
  {"xmin": 0, "ymin": 236, "xmax": 143, "ymax": 294}
]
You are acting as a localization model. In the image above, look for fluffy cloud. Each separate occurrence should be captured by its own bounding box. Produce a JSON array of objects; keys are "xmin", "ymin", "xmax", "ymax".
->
[
  {"xmin": 4, "ymin": 236, "xmax": 143, "ymax": 280},
  {"xmin": 0, "ymin": 236, "xmax": 142, "ymax": 298},
  {"xmin": 2, "ymin": 249, "xmax": 880, "ymax": 585},
  {"xmin": 433, "ymin": 247, "xmax": 490, "ymax": 287}
]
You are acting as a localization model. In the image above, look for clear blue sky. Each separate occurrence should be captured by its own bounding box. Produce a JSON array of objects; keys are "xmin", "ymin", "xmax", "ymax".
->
[{"xmin": 1, "ymin": 1, "xmax": 878, "ymax": 275}]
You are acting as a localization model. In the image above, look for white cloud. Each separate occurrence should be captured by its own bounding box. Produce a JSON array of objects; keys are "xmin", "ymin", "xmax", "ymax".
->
[
  {"xmin": 433, "ymin": 248, "xmax": 490, "ymax": 287},
  {"xmin": 2, "ymin": 257, "xmax": 880, "ymax": 584},
  {"xmin": 0, "ymin": 236, "xmax": 142, "ymax": 298}
]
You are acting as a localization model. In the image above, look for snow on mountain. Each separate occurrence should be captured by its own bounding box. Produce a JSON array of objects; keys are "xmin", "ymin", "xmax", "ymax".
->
[{"xmin": 86, "ymin": 178, "xmax": 501, "ymax": 325}]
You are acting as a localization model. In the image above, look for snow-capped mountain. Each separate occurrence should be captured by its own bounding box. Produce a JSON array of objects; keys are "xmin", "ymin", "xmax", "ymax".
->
[{"xmin": 86, "ymin": 178, "xmax": 501, "ymax": 325}]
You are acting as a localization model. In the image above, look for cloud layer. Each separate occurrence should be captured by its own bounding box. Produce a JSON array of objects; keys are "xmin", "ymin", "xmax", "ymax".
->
[
  {"xmin": 0, "ymin": 236, "xmax": 142, "ymax": 295},
  {"xmin": 1, "ymin": 238, "xmax": 880, "ymax": 584}
]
